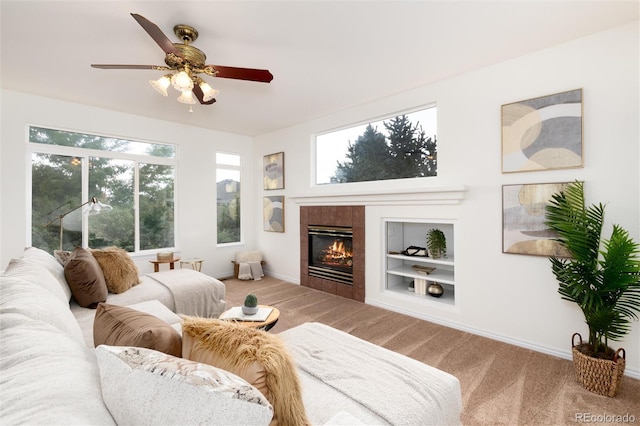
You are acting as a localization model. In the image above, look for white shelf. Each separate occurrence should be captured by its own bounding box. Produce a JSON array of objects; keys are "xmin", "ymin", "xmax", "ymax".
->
[
  {"xmin": 386, "ymin": 264, "xmax": 454, "ymax": 285},
  {"xmin": 386, "ymin": 253, "xmax": 454, "ymax": 266},
  {"xmin": 386, "ymin": 281, "xmax": 455, "ymax": 306},
  {"xmin": 385, "ymin": 220, "xmax": 456, "ymax": 307}
]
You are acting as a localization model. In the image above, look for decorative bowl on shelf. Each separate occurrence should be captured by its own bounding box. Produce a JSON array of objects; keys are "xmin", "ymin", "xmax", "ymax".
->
[{"xmin": 411, "ymin": 265, "xmax": 436, "ymax": 274}]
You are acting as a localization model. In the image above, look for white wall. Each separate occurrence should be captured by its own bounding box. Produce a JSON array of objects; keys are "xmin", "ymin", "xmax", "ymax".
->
[
  {"xmin": 0, "ymin": 90, "xmax": 255, "ymax": 278},
  {"xmin": 254, "ymin": 22, "xmax": 640, "ymax": 376}
]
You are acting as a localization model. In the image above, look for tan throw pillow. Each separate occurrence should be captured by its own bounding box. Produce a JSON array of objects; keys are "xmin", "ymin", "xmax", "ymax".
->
[
  {"xmin": 64, "ymin": 247, "xmax": 108, "ymax": 308},
  {"xmin": 94, "ymin": 303, "xmax": 182, "ymax": 357},
  {"xmin": 181, "ymin": 317, "xmax": 310, "ymax": 426},
  {"xmin": 91, "ymin": 247, "xmax": 140, "ymax": 294}
]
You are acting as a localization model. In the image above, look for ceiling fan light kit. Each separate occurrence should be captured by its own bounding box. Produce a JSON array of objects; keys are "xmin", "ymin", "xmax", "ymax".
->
[{"xmin": 92, "ymin": 13, "xmax": 273, "ymax": 109}]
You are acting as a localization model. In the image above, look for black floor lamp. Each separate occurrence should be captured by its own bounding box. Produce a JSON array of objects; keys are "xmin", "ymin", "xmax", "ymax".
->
[{"xmin": 44, "ymin": 197, "xmax": 111, "ymax": 251}]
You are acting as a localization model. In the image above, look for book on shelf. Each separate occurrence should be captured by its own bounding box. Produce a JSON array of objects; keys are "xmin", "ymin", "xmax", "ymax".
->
[
  {"xmin": 414, "ymin": 278, "xmax": 427, "ymax": 295},
  {"xmin": 220, "ymin": 306, "xmax": 273, "ymax": 322}
]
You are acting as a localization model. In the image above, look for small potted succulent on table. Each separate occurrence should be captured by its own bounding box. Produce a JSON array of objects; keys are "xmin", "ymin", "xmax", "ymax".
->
[{"xmin": 242, "ymin": 293, "xmax": 259, "ymax": 315}]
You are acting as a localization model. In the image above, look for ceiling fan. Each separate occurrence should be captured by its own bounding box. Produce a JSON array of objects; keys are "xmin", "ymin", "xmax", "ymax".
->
[{"xmin": 91, "ymin": 13, "xmax": 273, "ymax": 106}]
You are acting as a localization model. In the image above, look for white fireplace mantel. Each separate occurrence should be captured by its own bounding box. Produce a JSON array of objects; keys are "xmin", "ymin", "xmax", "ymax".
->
[{"xmin": 290, "ymin": 185, "xmax": 467, "ymax": 206}]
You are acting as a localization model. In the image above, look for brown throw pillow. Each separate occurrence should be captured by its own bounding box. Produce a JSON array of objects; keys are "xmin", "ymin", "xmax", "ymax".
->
[
  {"xmin": 91, "ymin": 247, "xmax": 140, "ymax": 294},
  {"xmin": 181, "ymin": 317, "xmax": 309, "ymax": 426},
  {"xmin": 94, "ymin": 303, "xmax": 182, "ymax": 357},
  {"xmin": 64, "ymin": 247, "xmax": 108, "ymax": 308}
]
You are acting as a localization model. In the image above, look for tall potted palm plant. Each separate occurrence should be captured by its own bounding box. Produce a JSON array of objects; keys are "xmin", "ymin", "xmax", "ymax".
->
[{"xmin": 545, "ymin": 180, "xmax": 640, "ymax": 397}]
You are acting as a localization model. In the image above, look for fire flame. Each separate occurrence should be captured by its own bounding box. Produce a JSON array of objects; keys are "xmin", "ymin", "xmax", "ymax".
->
[{"xmin": 321, "ymin": 239, "xmax": 353, "ymax": 267}]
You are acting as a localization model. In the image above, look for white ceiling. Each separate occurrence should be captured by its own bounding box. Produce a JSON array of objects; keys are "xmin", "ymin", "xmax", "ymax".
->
[{"xmin": 1, "ymin": 1, "xmax": 638, "ymax": 137}]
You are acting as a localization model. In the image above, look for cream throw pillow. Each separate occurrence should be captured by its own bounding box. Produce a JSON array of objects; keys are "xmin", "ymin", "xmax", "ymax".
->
[
  {"xmin": 181, "ymin": 317, "xmax": 310, "ymax": 426},
  {"xmin": 95, "ymin": 345, "xmax": 273, "ymax": 426}
]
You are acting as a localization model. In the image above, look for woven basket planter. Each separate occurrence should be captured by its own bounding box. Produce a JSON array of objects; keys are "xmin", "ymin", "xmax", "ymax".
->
[{"xmin": 571, "ymin": 333, "xmax": 626, "ymax": 397}]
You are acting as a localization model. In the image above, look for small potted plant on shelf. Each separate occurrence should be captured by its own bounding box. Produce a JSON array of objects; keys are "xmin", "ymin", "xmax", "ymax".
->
[
  {"xmin": 426, "ymin": 228, "xmax": 447, "ymax": 259},
  {"xmin": 545, "ymin": 180, "xmax": 640, "ymax": 397},
  {"xmin": 242, "ymin": 293, "xmax": 259, "ymax": 315}
]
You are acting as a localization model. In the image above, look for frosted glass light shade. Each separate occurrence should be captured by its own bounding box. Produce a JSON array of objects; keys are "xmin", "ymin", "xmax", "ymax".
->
[
  {"xmin": 199, "ymin": 81, "xmax": 219, "ymax": 102},
  {"xmin": 177, "ymin": 90, "xmax": 197, "ymax": 105},
  {"xmin": 149, "ymin": 76, "xmax": 170, "ymax": 96},
  {"xmin": 171, "ymin": 71, "xmax": 194, "ymax": 91}
]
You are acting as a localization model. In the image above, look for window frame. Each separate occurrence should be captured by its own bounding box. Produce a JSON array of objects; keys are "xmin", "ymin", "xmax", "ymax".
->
[
  {"xmin": 312, "ymin": 103, "xmax": 437, "ymax": 186},
  {"xmin": 27, "ymin": 124, "xmax": 178, "ymax": 255},
  {"xmin": 215, "ymin": 151, "xmax": 243, "ymax": 247}
]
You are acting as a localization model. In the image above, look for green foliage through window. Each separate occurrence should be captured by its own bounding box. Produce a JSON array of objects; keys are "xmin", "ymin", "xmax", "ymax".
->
[
  {"xmin": 216, "ymin": 153, "xmax": 241, "ymax": 244},
  {"xmin": 30, "ymin": 126, "xmax": 176, "ymax": 253},
  {"xmin": 316, "ymin": 106, "xmax": 437, "ymax": 184}
]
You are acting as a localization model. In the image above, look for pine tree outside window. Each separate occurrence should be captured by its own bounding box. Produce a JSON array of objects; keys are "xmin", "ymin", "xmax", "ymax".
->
[{"xmin": 315, "ymin": 105, "xmax": 437, "ymax": 185}]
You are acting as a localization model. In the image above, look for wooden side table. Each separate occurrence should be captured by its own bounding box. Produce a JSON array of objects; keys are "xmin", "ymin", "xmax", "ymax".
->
[
  {"xmin": 149, "ymin": 258, "xmax": 180, "ymax": 272},
  {"xmin": 180, "ymin": 258, "xmax": 204, "ymax": 272}
]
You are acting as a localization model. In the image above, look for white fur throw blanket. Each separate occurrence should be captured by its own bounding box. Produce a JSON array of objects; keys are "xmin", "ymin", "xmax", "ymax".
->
[
  {"xmin": 145, "ymin": 269, "xmax": 226, "ymax": 318},
  {"xmin": 279, "ymin": 322, "xmax": 462, "ymax": 426}
]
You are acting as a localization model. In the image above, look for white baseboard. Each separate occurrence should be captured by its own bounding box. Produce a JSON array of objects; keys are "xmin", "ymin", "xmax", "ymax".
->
[
  {"xmin": 263, "ymin": 271, "xmax": 300, "ymax": 285},
  {"xmin": 366, "ymin": 299, "xmax": 640, "ymax": 380}
]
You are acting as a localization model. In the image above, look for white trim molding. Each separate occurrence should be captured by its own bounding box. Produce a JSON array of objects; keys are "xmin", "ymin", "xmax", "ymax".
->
[{"xmin": 290, "ymin": 185, "xmax": 467, "ymax": 206}]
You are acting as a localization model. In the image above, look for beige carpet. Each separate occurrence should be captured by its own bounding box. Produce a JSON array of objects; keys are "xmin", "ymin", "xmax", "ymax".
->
[{"xmin": 222, "ymin": 276, "xmax": 640, "ymax": 425}]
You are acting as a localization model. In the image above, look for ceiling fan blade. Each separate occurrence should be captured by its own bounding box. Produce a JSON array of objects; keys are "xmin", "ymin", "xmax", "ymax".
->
[
  {"xmin": 130, "ymin": 13, "xmax": 183, "ymax": 57},
  {"xmin": 209, "ymin": 65, "xmax": 273, "ymax": 83},
  {"xmin": 192, "ymin": 84, "xmax": 217, "ymax": 105},
  {"xmin": 91, "ymin": 64, "xmax": 162, "ymax": 70}
]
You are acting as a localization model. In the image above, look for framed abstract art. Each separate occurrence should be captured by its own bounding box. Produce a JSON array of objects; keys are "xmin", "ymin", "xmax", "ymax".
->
[
  {"xmin": 502, "ymin": 182, "xmax": 572, "ymax": 257},
  {"xmin": 501, "ymin": 89, "xmax": 583, "ymax": 173},
  {"xmin": 263, "ymin": 196, "xmax": 284, "ymax": 232},
  {"xmin": 263, "ymin": 152, "xmax": 284, "ymax": 190}
]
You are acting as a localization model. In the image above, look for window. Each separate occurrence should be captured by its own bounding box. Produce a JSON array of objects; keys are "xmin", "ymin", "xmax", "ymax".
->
[
  {"xmin": 315, "ymin": 106, "xmax": 437, "ymax": 185},
  {"xmin": 30, "ymin": 126, "xmax": 176, "ymax": 253},
  {"xmin": 216, "ymin": 152, "xmax": 241, "ymax": 244}
]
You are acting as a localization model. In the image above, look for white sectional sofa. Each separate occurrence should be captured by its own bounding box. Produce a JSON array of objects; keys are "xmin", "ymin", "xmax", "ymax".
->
[{"xmin": 0, "ymin": 247, "xmax": 462, "ymax": 425}]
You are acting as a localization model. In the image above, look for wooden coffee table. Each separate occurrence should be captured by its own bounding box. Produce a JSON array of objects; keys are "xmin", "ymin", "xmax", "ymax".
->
[{"xmin": 220, "ymin": 305, "xmax": 280, "ymax": 331}]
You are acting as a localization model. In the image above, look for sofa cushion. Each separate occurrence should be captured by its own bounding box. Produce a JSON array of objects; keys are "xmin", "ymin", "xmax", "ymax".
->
[
  {"xmin": 91, "ymin": 247, "xmax": 140, "ymax": 294},
  {"xmin": 95, "ymin": 345, "xmax": 273, "ymax": 426},
  {"xmin": 0, "ymin": 276, "xmax": 85, "ymax": 343},
  {"xmin": 20, "ymin": 246, "xmax": 71, "ymax": 301},
  {"xmin": 64, "ymin": 247, "xmax": 108, "ymax": 308},
  {"xmin": 0, "ymin": 314, "xmax": 115, "ymax": 425},
  {"xmin": 181, "ymin": 317, "xmax": 309, "ymax": 426},
  {"xmin": 94, "ymin": 303, "xmax": 181, "ymax": 357},
  {"xmin": 2, "ymin": 258, "xmax": 69, "ymax": 304}
]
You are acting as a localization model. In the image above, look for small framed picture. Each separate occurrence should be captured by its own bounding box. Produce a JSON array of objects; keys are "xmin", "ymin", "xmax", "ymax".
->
[
  {"xmin": 263, "ymin": 152, "xmax": 284, "ymax": 190},
  {"xmin": 263, "ymin": 196, "xmax": 284, "ymax": 232}
]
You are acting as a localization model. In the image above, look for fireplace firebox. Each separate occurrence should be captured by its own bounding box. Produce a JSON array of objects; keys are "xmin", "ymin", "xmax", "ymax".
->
[{"xmin": 308, "ymin": 226, "xmax": 353, "ymax": 285}]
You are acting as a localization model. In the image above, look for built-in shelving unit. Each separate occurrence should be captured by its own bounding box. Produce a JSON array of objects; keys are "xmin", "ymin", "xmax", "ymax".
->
[{"xmin": 385, "ymin": 220, "xmax": 455, "ymax": 307}]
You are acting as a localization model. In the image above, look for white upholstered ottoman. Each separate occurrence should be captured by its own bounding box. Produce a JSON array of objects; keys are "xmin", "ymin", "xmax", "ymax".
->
[{"xmin": 279, "ymin": 322, "xmax": 462, "ymax": 426}]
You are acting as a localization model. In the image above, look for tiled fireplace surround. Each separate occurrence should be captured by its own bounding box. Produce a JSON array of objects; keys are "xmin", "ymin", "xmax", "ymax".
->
[{"xmin": 300, "ymin": 205, "xmax": 365, "ymax": 302}]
